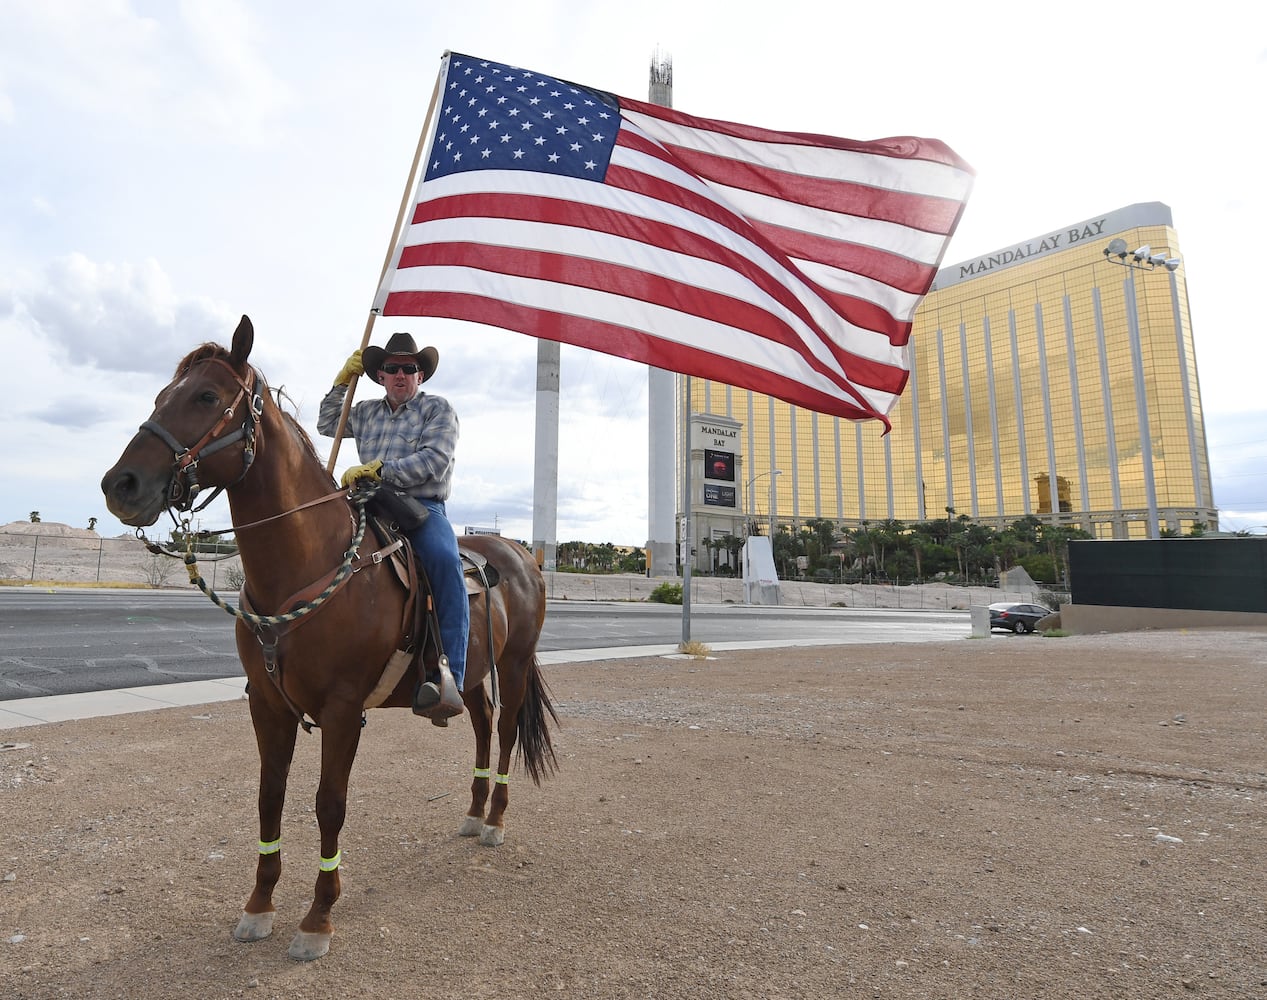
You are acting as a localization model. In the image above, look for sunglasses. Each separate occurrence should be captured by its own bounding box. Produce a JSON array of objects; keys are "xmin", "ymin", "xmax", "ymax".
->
[{"xmin": 380, "ymin": 363, "xmax": 420, "ymax": 375}]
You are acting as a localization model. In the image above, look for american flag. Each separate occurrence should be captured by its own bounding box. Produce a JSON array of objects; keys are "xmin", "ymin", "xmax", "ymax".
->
[{"xmin": 375, "ymin": 51, "xmax": 973, "ymax": 423}]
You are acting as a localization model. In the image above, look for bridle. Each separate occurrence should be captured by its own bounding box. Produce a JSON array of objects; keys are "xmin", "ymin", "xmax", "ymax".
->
[{"xmin": 138, "ymin": 357, "xmax": 265, "ymax": 513}]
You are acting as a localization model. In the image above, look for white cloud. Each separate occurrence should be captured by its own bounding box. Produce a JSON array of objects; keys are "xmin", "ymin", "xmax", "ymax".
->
[{"xmin": 6, "ymin": 253, "xmax": 234, "ymax": 374}]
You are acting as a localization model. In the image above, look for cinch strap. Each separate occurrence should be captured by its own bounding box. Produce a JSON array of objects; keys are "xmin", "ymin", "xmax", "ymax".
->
[
  {"xmin": 319, "ymin": 850, "xmax": 342, "ymax": 872},
  {"xmin": 473, "ymin": 767, "xmax": 491, "ymax": 779},
  {"xmin": 258, "ymin": 838, "xmax": 281, "ymax": 855},
  {"xmin": 495, "ymin": 773, "xmax": 510, "ymax": 785}
]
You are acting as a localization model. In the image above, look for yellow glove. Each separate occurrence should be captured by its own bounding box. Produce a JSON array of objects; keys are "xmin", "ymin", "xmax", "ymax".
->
[
  {"xmin": 340, "ymin": 459, "xmax": 383, "ymax": 488},
  {"xmin": 333, "ymin": 350, "xmax": 364, "ymax": 386}
]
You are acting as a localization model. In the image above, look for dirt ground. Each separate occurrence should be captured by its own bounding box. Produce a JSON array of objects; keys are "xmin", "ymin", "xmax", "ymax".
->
[{"xmin": 3, "ymin": 629, "xmax": 1267, "ymax": 999}]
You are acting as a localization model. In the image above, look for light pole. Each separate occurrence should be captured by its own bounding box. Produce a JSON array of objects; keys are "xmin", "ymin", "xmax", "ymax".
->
[
  {"xmin": 744, "ymin": 469, "xmax": 782, "ymax": 537},
  {"xmin": 1103, "ymin": 239, "xmax": 1182, "ymax": 540}
]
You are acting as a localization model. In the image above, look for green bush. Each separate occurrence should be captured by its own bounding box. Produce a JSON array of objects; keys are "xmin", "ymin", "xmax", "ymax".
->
[{"xmin": 649, "ymin": 582, "xmax": 683, "ymax": 605}]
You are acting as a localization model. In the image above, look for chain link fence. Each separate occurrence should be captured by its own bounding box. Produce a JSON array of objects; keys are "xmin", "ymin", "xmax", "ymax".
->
[{"xmin": 0, "ymin": 530, "xmax": 242, "ymax": 591}]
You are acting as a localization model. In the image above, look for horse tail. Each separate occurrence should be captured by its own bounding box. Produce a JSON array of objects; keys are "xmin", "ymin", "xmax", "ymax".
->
[{"xmin": 515, "ymin": 656, "xmax": 560, "ymax": 786}]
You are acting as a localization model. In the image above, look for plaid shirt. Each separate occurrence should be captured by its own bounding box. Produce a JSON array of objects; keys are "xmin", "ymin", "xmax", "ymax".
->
[{"xmin": 318, "ymin": 385, "xmax": 458, "ymax": 501}]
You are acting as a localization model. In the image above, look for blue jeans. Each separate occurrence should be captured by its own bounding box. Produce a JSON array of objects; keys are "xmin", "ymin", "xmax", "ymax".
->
[{"xmin": 406, "ymin": 500, "xmax": 468, "ymax": 690}]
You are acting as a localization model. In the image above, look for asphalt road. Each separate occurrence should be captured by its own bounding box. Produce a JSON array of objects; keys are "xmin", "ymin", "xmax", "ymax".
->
[{"xmin": 0, "ymin": 588, "xmax": 970, "ymax": 701}]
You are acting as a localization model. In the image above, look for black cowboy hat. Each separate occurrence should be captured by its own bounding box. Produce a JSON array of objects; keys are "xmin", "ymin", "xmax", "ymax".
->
[{"xmin": 363, "ymin": 332, "xmax": 439, "ymax": 383}]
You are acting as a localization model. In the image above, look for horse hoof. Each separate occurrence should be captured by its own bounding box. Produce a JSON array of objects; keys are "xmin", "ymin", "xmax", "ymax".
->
[
  {"xmin": 479, "ymin": 824, "xmax": 505, "ymax": 847},
  {"xmin": 458, "ymin": 815, "xmax": 483, "ymax": 838},
  {"xmin": 233, "ymin": 910, "xmax": 275, "ymax": 942},
  {"xmin": 289, "ymin": 929, "xmax": 332, "ymax": 961}
]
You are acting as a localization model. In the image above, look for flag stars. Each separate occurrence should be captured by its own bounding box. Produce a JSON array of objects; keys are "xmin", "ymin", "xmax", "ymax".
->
[{"xmin": 427, "ymin": 55, "xmax": 618, "ymax": 183}]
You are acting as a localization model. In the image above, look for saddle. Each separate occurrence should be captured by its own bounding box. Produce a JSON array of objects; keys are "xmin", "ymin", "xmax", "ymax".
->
[
  {"xmin": 367, "ymin": 516, "xmax": 501, "ymax": 594},
  {"xmin": 361, "ymin": 517, "xmax": 501, "ymax": 711}
]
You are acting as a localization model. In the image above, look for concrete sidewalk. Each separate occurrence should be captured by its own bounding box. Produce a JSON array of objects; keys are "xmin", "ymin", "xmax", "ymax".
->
[
  {"xmin": 0, "ymin": 634, "xmax": 878, "ymax": 732},
  {"xmin": 0, "ymin": 644, "xmax": 672, "ymax": 731}
]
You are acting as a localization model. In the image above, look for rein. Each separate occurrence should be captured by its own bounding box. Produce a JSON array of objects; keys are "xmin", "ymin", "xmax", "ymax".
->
[{"xmin": 182, "ymin": 495, "xmax": 371, "ymax": 628}]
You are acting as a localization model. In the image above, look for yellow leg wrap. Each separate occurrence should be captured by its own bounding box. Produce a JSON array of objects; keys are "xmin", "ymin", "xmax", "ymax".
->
[
  {"xmin": 258, "ymin": 838, "xmax": 281, "ymax": 855},
  {"xmin": 319, "ymin": 850, "xmax": 342, "ymax": 872},
  {"xmin": 495, "ymin": 773, "xmax": 510, "ymax": 785},
  {"xmin": 473, "ymin": 767, "xmax": 491, "ymax": 779}
]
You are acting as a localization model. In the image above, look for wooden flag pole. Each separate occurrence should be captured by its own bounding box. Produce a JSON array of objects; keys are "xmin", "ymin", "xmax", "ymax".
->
[{"xmin": 326, "ymin": 57, "xmax": 447, "ymax": 474}]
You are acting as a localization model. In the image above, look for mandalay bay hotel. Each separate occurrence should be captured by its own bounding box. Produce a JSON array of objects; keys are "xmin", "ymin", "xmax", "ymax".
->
[{"xmin": 680, "ymin": 202, "xmax": 1215, "ymax": 563}]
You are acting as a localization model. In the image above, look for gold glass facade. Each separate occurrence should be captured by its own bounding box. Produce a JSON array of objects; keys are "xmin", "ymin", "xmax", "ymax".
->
[{"xmin": 684, "ymin": 202, "xmax": 1215, "ymax": 544}]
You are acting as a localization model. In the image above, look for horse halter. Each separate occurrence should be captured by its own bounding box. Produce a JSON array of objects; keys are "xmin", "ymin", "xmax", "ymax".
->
[{"xmin": 139, "ymin": 358, "xmax": 265, "ymax": 513}]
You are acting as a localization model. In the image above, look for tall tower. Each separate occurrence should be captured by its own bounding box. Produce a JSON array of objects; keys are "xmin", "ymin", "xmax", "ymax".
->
[
  {"xmin": 530, "ymin": 338, "xmax": 560, "ymax": 570},
  {"xmin": 645, "ymin": 49, "xmax": 677, "ymax": 576}
]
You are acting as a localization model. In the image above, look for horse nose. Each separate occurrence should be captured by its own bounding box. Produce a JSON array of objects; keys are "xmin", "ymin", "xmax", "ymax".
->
[{"xmin": 101, "ymin": 466, "xmax": 137, "ymax": 507}]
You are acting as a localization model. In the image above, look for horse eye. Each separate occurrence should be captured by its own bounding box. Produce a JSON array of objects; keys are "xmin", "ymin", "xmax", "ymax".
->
[{"xmin": 199, "ymin": 389, "xmax": 220, "ymax": 405}]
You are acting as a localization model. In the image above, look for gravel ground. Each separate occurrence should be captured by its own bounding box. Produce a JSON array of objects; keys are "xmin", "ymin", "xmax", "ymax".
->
[{"xmin": 3, "ymin": 629, "xmax": 1266, "ymax": 999}]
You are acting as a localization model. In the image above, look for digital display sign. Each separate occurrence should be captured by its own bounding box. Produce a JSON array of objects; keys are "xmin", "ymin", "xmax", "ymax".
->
[
  {"xmin": 704, "ymin": 449, "xmax": 735, "ymax": 482},
  {"xmin": 704, "ymin": 484, "xmax": 737, "ymax": 507}
]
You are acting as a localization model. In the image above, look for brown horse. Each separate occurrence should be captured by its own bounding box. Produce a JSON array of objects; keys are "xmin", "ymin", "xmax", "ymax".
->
[{"xmin": 101, "ymin": 315, "xmax": 557, "ymax": 961}]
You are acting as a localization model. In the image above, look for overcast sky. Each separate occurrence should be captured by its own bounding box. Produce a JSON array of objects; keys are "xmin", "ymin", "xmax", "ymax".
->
[{"xmin": 2, "ymin": 1, "xmax": 1264, "ymax": 544}]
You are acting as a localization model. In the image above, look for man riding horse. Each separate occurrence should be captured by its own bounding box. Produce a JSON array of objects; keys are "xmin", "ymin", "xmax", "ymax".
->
[{"xmin": 318, "ymin": 332, "xmax": 466, "ymax": 724}]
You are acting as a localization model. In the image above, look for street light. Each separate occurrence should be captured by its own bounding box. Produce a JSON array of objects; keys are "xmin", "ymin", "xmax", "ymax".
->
[
  {"xmin": 744, "ymin": 469, "xmax": 782, "ymax": 536},
  {"xmin": 1102, "ymin": 239, "xmax": 1183, "ymax": 540}
]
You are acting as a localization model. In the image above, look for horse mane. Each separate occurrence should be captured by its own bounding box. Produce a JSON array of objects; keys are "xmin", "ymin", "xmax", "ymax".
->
[{"xmin": 274, "ymin": 389, "xmax": 326, "ymax": 469}]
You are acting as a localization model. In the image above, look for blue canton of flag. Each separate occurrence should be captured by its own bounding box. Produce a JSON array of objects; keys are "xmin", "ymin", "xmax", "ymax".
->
[{"xmin": 425, "ymin": 55, "xmax": 619, "ymax": 183}]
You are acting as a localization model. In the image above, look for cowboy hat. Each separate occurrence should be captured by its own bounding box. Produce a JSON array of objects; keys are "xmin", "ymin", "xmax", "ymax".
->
[{"xmin": 362, "ymin": 332, "xmax": 439, "ymax": 384}]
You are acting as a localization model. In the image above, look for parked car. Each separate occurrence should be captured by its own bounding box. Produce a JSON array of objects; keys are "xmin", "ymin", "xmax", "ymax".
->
[{"xmin": 988, "ymin": 602, "xmax": 1053, "ymax": 634}]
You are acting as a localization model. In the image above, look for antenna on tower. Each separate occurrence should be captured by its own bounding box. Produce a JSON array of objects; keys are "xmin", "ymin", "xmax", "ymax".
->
[{"xmin": 649, "ymin": 46, "xmax": 673, "ymax": 108}]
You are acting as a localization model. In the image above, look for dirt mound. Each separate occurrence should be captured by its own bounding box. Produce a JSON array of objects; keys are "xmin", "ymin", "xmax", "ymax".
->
[{"xmin": 0, "ymin": 521, "xmax": 100, "ymax": 540}]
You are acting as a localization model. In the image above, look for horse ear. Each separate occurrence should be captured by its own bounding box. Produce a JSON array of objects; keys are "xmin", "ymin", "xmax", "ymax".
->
[{"xmin": 230, "ymin": 315, "xmax": 254, "ymax": 366}]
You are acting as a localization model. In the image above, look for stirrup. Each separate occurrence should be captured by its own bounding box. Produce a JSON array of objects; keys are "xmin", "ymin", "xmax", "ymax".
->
[{"xmin": 412, "ymin": 656, "xmax": 463, "ymax": 725}]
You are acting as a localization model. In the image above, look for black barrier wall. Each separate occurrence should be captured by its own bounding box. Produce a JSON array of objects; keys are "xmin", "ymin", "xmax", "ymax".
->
[{"xmin": 1069, "ymin": 538, "xmax": 1267, "ymax": 613}]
